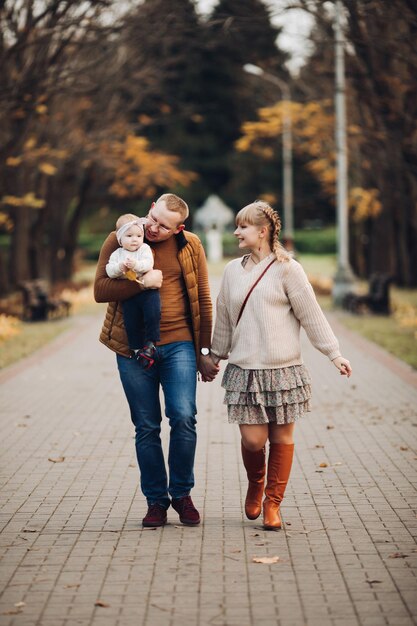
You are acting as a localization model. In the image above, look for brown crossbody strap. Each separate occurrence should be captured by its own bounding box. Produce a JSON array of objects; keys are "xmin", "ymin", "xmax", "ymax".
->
[{"xmin": 236, "ymin": 258, "xmax": 276, "ymax": 325}]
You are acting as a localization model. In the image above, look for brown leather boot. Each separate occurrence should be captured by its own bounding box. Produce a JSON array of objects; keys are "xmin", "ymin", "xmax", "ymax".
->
[
  {"xmin": 241, "ymin": 442, "xmax": 266, "ymax": 520},
  {"xmin": 263, "ymin": 443, "xmax": 294, "ymax": 530}
]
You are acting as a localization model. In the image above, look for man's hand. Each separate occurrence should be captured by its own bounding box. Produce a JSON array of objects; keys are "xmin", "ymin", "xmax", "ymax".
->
[
  {"xmin": 199, "ymin": 355, "xmax": 220, "ymax": 382},
  {"xmin": 142, "ymin": 269, "xmax": 163, "ymax": 289}
]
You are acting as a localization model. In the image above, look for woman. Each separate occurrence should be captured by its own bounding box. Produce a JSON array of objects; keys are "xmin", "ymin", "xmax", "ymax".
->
[{"xmin": 210, "ymin": 201, "xmax": 352, "ymax": 530}]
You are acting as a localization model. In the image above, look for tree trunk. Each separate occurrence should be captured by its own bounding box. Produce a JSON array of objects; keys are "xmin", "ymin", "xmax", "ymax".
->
[{"xmin": 10, "ymin": 206, "xmax": 33, "ymax": 285}]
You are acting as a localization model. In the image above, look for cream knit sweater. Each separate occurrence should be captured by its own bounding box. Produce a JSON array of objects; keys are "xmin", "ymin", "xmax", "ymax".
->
[{"xmin": 211, "ymin": 253, "xmax": 341, "ymax": 369}]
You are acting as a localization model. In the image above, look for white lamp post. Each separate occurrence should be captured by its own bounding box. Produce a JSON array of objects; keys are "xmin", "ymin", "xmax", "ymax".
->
[
  {"xmin": 244, "ymin": 63, "xmax": 294, "ymax": 249},
  {"xmin": 332, "ymin": 0, "xmax": 354, "ymax": 305}
]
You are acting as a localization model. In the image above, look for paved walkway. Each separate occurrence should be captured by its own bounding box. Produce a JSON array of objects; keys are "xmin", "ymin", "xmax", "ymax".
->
[{"xmin": 0, "ymin": 280, "xmax": 416, "ymax": 626}]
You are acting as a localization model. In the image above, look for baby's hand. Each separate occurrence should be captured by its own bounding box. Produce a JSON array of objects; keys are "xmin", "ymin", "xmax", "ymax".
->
[
  {"xmin": 332, "ymin": 356, "xmax": 352, "ymax": 378},
  {"xmin": 125, "ymin": 257, "xmax": 135, "ymax": 270},
  {"xmin": 119, "ymin": 262, "xmax": 128, "ymax": 273}
]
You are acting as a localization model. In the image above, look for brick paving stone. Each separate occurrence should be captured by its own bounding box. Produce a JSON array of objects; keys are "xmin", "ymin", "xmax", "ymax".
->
[{"xmin": 1, "ymin": 281, "xmax": 417, "ymax": 625}]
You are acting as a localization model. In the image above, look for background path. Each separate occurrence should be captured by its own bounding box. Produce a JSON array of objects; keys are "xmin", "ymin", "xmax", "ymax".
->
[{"xmin": 0, "ymin": 279, "xmax": 416, "ymax": 626}]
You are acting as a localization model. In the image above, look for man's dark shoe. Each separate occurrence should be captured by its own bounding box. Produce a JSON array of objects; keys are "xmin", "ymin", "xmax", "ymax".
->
[
  {"xmin": 172, "ymin": 495, "xmax": 200, "ymax": 526},
  {"xmin": 137, "ymin": 341, "xmax": 156, "ymax": 370},
  {"xmin": 142, "ymin": 503, "xmax": 167, "ymax": 527}
]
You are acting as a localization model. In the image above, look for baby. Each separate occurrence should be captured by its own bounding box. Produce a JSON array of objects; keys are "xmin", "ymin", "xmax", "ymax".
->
[{"xmin": 106, "ymin": 213, "xmax": 160, "ymax": 368}]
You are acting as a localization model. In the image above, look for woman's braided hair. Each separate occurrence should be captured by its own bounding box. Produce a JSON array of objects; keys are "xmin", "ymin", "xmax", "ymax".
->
[{"xmin": 235, "ymin": 200, "xmax": 290, "ymax": 262}]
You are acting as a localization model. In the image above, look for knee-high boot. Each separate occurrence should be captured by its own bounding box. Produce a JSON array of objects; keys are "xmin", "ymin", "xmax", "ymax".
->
[
  {"xmin": 263, "ymin": 442, "xmax": 294, "ymax": 530},
  {"xmin": 241, "ymin": 442, "xmax": 266, "ymax": 520}
]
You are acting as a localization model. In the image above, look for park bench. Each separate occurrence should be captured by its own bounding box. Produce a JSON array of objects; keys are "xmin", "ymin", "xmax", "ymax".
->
[
  {"xmin": 18, "ymin": 279, "xmax": 71, "ymax": 322},
  {"xmin": 342, "ymin": 272, "xmax": 392, "ymax": 315}
]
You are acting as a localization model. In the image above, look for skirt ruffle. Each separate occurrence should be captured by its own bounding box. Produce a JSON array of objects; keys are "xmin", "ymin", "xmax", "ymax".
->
[{"xmin": 221, "ymin": 363, "xmax": 312, "ymax": 425}]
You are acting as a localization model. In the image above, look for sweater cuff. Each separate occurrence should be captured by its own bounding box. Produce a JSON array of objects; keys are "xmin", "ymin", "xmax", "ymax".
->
[{"xmin": 328, "ymin": 349, "xmax": 342, "ymax": 361}]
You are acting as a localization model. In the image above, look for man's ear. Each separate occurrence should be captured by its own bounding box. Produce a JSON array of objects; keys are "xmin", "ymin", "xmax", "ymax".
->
[{"xmin": 174, "ymin": 224, "xmax": 185, "ymax": 233}]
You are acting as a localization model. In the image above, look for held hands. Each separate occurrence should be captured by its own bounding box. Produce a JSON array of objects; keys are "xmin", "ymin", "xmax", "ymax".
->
[
  {"xmin": 332, "ymin": 356, "xmax": 352, "ymax": 378},
  {"xmin": 199, "ymin": 355, "xmax": 220, "ymax": 382}
]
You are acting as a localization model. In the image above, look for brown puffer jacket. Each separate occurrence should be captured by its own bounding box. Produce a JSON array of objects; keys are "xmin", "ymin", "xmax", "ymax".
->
[{"xmin": 94, "ymin": 230, "xmax": 212, "ymax": 360}]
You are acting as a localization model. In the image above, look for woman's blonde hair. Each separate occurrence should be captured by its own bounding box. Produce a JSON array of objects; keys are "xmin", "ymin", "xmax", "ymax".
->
[{"xmin": 235, "ymin": 200, "xmax": 290, "ymax": 262}]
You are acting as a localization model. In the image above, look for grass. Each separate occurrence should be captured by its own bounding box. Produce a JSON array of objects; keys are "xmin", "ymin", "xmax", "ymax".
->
[
  {"xmin": 0, "ymin": 263, "xmax": 104, "ymax": 370},
  {"xmin": 338, "ymin": 311, "xmax": 417, "ymax": 369},
  {"xmin": 295, "ymin": 254, "xmax": 417, "ymax": 369},
  {"xmin": 0, "ymin": 317, "xmax": 72, "ymax": 370}
]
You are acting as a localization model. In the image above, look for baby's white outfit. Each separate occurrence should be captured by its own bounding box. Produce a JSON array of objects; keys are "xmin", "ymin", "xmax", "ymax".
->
[{"xmin": 106, "ymin": 244, "xmax": 153, "ymax": 279}]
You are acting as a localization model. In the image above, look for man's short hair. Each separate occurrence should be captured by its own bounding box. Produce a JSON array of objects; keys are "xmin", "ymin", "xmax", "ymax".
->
[{"xmin": 156, "ymin": 193, "xmax": 189, "ymax": 222}]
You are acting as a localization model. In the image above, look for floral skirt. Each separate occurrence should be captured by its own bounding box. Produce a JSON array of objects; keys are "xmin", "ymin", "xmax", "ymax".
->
[{"xmin": 221, "ymin": 363, "xmax": 312, "ymax": 425}]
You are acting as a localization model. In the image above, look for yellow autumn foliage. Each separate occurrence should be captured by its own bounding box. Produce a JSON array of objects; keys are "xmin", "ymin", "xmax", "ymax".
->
[
  {"xmin": 36, "ymin": 104, "xmax": 48, "ymax": 115},
  {"xmin": 60, "ymin": 286, "xmax": 94, "ymax": 313},
  {"xmin": 108, "ymin": 135, "xmax": 196, "ymax": 199},
  {"xmin": 6, "ymin": 156, "xmax": 22, "ymax": 167},
  {"xmin": 39, "ymin": 162, "xmax": 58, "ymax": 176},
  {"xmin": 238, "ymin": 99, "xmax": 338, "ymax": 200},
  {"xmin": 0, "ymin": 315, "xmax": 21, "ymax": 343},
  {"xmin": 2, "ymin": 193, "xmax": 45, "ymax": 209},
  {"xmin": 0, "ymin": 212, "xmax": 13, "ymax": 231},
  {"xmin": 349, "ymin": 187, "xmax": 382, "ymax": 222},
  {"xmin": 393, "ymin": 302, "xmax": 417, "ymax": 339}
]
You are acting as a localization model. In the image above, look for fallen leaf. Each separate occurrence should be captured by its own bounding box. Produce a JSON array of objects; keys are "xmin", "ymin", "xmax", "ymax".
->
[
  {"xmin": 129, "ymin": 463, "xmax": 136, "ymax": 468},
  {"xmin": 1, "ymin": 609, "xmax": 23, "ymax": 615},
  {"xmin": 22, "ymin": 529, "xmax": 38, "ymax": 533},
  {"xmin": 319, "ymin": 462, "xmax": 328, "ymax": 468},
  {"xmin": 286, "ymin": 521, "xmax": 292, "ymax": 526},
  {"xmin": 366, "ymin": 579, "xmax": 382, "ymax": 585},
  {"xmin": 399, "ymin": 446, "xmax": 408, "ymax": 451},
  {"xmin": 326, "ymin": 425, "xmax": 335, "ymax": 430},
  {"xmin": 14, "ymin": 602, "xmax": 25, "ymax": 608},
  {"xmin": 333, "ymin": 462, "xmax": 343, "ymax": 466},
  {"xmin": 64, "ymin": 584, "xmax": 80, "ymax": 589},
  {"xmin": 141, "ymin": 527, "xmax": 157, "ymax": 531},
  {"xmin": 388, "ymin": 552, "xmax": 408, "ymax": 559},
  {"xmin": 95, "ymin": 600, "xmax": 110, "ymax": 608},
  {"xmin": 315, "ymin": 444, "xmax": 324, "ymax": 448},
  {"xmin": 252, "ymin": 556, "xmax": 280, "ymax": 564},
  {"xmin": 48, "ymin": 456, "xmax": 65, "ymax": 463}
]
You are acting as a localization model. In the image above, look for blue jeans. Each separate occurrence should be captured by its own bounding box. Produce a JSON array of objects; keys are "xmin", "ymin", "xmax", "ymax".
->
[{"xmin": 117, "ymin": 341, "xmax": 197, "ymax": 509}]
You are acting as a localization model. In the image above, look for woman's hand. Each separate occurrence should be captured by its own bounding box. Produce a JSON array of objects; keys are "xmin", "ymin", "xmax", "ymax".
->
[
  {"xmin": 332, "ymin": 356, "xmax": 352, "ymax": 378},
  {"xmin": 199, "ymin": 355, "xmax": 220, "ymax": 382}
]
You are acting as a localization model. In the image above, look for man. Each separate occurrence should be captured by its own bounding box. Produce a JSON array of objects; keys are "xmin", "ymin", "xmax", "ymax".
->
[{"xmin": 94, "ymin": 193, "xmax": 219, "ymax": 527}]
